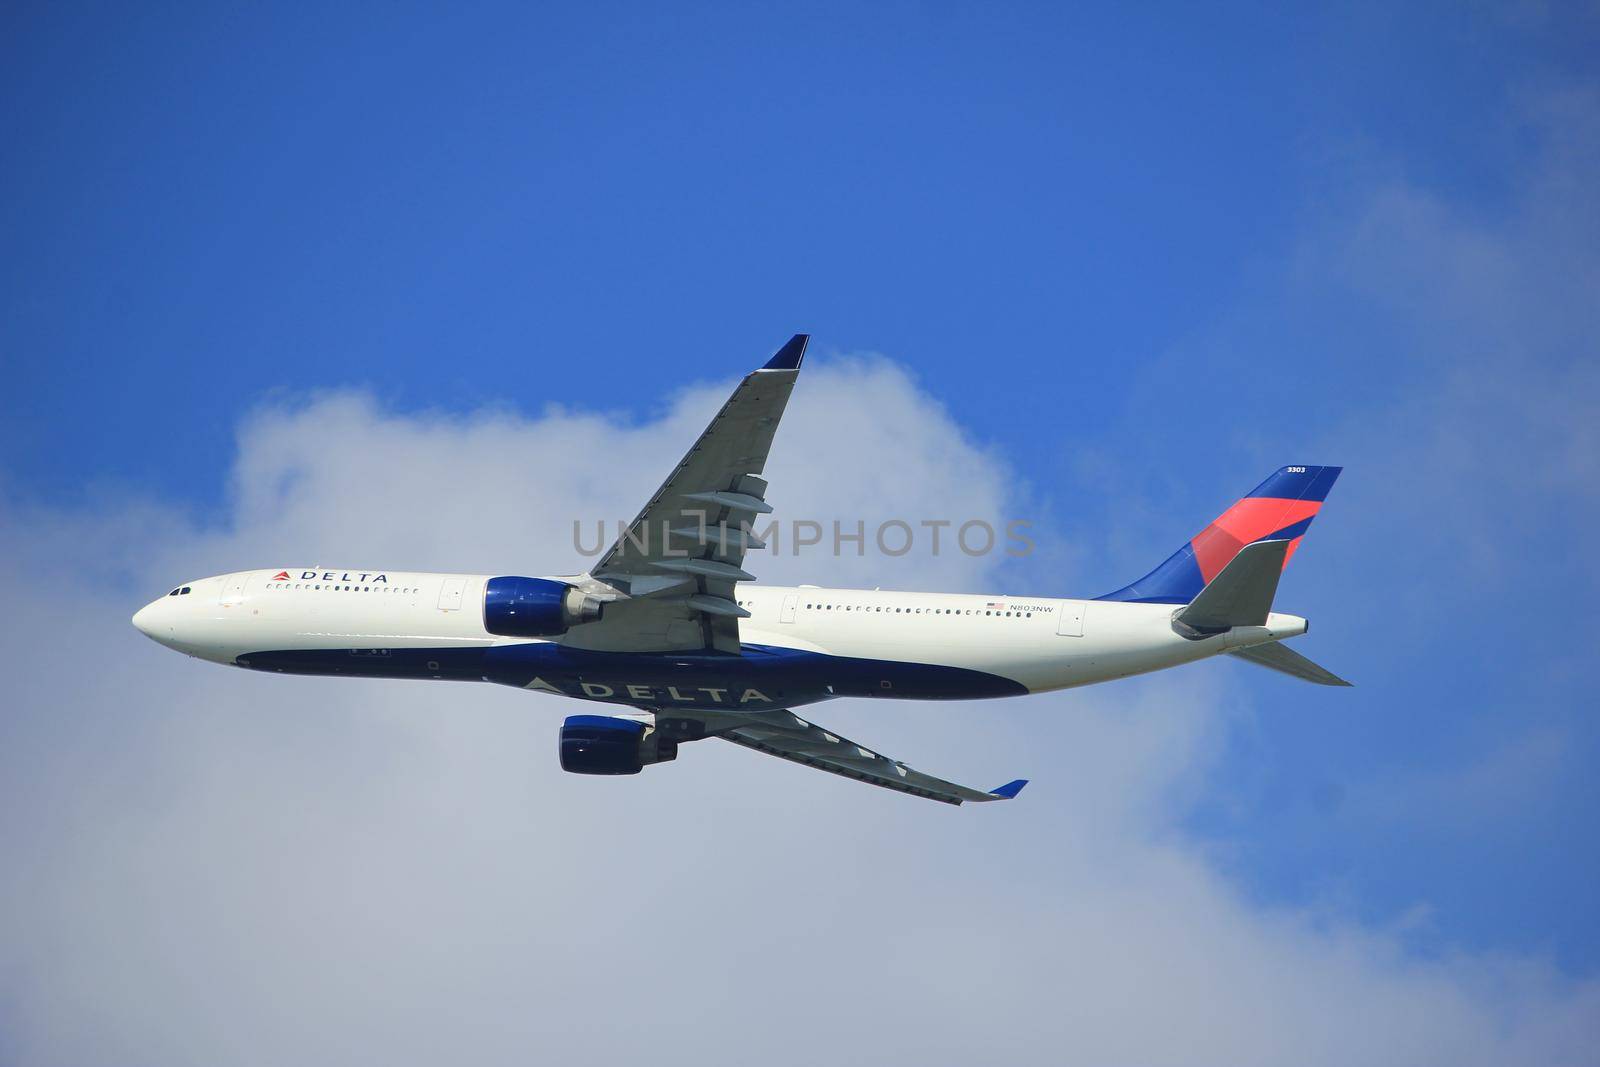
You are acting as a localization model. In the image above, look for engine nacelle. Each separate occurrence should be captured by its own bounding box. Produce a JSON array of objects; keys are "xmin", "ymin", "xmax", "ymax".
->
[
  {"xmin": 484, "ymin": 576, "xmax": 603, "ymax": 637},
  {"xmin": 559, "ymin": 715, "xmax": 678, "ymax": 776}
]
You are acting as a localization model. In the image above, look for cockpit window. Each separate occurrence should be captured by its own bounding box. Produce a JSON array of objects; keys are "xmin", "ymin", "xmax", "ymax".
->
[
  {"xmin": 180, "ymin": 586, "xmax": 191, "ymax": 594},
  {"xmin": 168, "ymin": 589, "xmax": 180, "ymax": 596}
]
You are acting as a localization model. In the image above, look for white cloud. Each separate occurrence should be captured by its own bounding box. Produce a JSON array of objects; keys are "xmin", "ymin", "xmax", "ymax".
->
[
  {"xmin": 2, "ymin": 358, "xmax": 1597, "ymax": 1066},
  {"xmin": 206, "ymin": 355, "xmax": 1014, "ymax": 591}
]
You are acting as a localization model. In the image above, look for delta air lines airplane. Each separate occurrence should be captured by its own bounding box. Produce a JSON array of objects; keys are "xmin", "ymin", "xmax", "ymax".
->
[{"xmin": 132, "ymin": 336, "xmax": 1347, "ymax": 805}]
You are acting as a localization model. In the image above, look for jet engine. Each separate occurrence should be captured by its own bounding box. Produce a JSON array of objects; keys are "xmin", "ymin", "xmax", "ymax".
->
[
  {"xmin": 483, "ymin": 576, "xmax": 603, "ymax": 637},
  {"xmin": 558, "ymin": 715, "xmax": 678, "ymax": 775}
]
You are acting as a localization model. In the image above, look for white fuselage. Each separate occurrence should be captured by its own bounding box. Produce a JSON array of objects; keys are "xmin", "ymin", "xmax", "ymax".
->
[{"xmin": 132, "ymin": 568, "xmax": 1307, "ymax": 713}]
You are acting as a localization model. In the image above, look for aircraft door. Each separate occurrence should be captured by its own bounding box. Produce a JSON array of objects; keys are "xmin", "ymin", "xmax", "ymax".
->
[
  {"xmin": 780, "ymin": 593, "xmax": 798, "ymax": 623},
  {"xmin": 219, "ymin": 572, "xmax": 249, "ymax": 606},
  {"xmin": 438, "ymin": 577, "xmax": 466, "ymax": 611},
  {"xmin": 1055, "ymin": 600, "xmax": 1085, "ymax": 637}
]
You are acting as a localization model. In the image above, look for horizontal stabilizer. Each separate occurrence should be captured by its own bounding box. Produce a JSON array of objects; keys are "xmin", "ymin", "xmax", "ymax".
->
[
  {"xmin": 1174, "ymin": 538, "xmax": 1289, "ymax": 632},
  {"xmin": 1228, "ymin": 641, "xmax": 1352, "ymax": 686}
]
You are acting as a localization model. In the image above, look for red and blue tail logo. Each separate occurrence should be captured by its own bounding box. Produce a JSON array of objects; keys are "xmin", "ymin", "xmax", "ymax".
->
[{"xmin": 1097, "ymin": 465, "xmax": 1342, "ymax": 605}]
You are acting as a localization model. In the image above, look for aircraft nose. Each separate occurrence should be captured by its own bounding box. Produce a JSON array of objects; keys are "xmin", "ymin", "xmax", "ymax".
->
[{"xmin": 132, "ymin": 600, "xmax": 164, "ymax": 641}]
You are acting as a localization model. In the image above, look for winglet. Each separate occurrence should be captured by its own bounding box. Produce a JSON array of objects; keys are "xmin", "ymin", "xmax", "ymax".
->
[
  {"xmin": 988, "ymin": 779, "xmax": 1029, "ymax": 800},
  {"xmin": 762, "ymin": 334, "xmax": 809, "ymax": 371}
]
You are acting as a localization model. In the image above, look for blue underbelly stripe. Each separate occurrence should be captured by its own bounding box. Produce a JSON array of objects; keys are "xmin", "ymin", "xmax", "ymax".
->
[{"xmin": 235, "ymin": 641, "xmax": 1026, "ymax": 709}]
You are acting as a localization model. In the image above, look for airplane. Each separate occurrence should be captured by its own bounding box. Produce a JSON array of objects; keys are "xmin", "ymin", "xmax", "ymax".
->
[{"xmin": 132, "ymin": 335, "xmax": 1348, "ymax": 806}]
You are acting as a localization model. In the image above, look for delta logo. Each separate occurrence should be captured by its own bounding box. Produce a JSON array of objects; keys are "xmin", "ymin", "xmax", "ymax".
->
[{"xmin": 272, "ymin": 570, "xmax": 390, "ymax": 582}]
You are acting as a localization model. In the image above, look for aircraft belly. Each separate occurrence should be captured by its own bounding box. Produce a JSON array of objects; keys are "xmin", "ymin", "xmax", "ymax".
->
[
  {"xmin": 487, "ymin": 642, "xmax": 834, "ymax": 710},
  {"xmin": 483, "ymin": 642, "xmax": 1023, "ymax": 709}
]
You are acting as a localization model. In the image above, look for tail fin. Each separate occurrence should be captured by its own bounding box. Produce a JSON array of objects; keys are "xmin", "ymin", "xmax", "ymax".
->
[{"xmin": 1098, "ymin": 465, "xmax": 1341, "ymax": 605}]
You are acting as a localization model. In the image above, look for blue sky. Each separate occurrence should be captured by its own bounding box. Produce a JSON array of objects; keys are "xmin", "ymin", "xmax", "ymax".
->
[
  {"xmin": 7, "ymin": 1, "xmax": 1592, "ymax": 509},
  {"xmin": 4, "ymin": 3, "xmax": 1599, "ymax": 1061}
]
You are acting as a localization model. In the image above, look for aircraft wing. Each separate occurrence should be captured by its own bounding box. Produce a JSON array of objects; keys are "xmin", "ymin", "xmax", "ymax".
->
[
  {"xmin": 587, "ymin": 335, "xmax": 807, "ymax": 653},
  {"xmin": 686, "ymin": 708, "xmax": 1027, "ymax": 806}
]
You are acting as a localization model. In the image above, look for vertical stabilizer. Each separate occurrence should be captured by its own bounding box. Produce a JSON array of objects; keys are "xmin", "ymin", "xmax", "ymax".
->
[{"xmin": 1098, "ymin": 465, "xmax": 1341, "ymax": 605}]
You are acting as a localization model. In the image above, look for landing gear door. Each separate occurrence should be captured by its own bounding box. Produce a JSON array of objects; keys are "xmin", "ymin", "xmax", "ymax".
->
[
  {"xmin": 779, "ymin": 593, "xmax": 798, "ymax": 623},
  {"xmin": 438, "ymin": 577, "xmax": 466, "ymax": 611},
  {"xmin": 1055, "ymin": 600, "xmax": 1085, "ymax": 637}
]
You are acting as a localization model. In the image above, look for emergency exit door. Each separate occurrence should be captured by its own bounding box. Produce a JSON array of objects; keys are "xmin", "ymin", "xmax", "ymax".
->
[
  {"xmin": 1055, "ymin": 600, "xmax": 1085, "ymax": 637},
  {"xmin": 219, "ymin": 572, "xmax": 249, "ymax": 606},
  {"xmin": 437, "ymin": 577, "xmax": 466, "ymax": 611}
]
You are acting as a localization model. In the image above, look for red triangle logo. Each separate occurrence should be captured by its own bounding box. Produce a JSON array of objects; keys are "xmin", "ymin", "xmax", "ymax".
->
[{"xmin": 271, "ymin": 571, "xmax": 291, "ymax": 581}]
